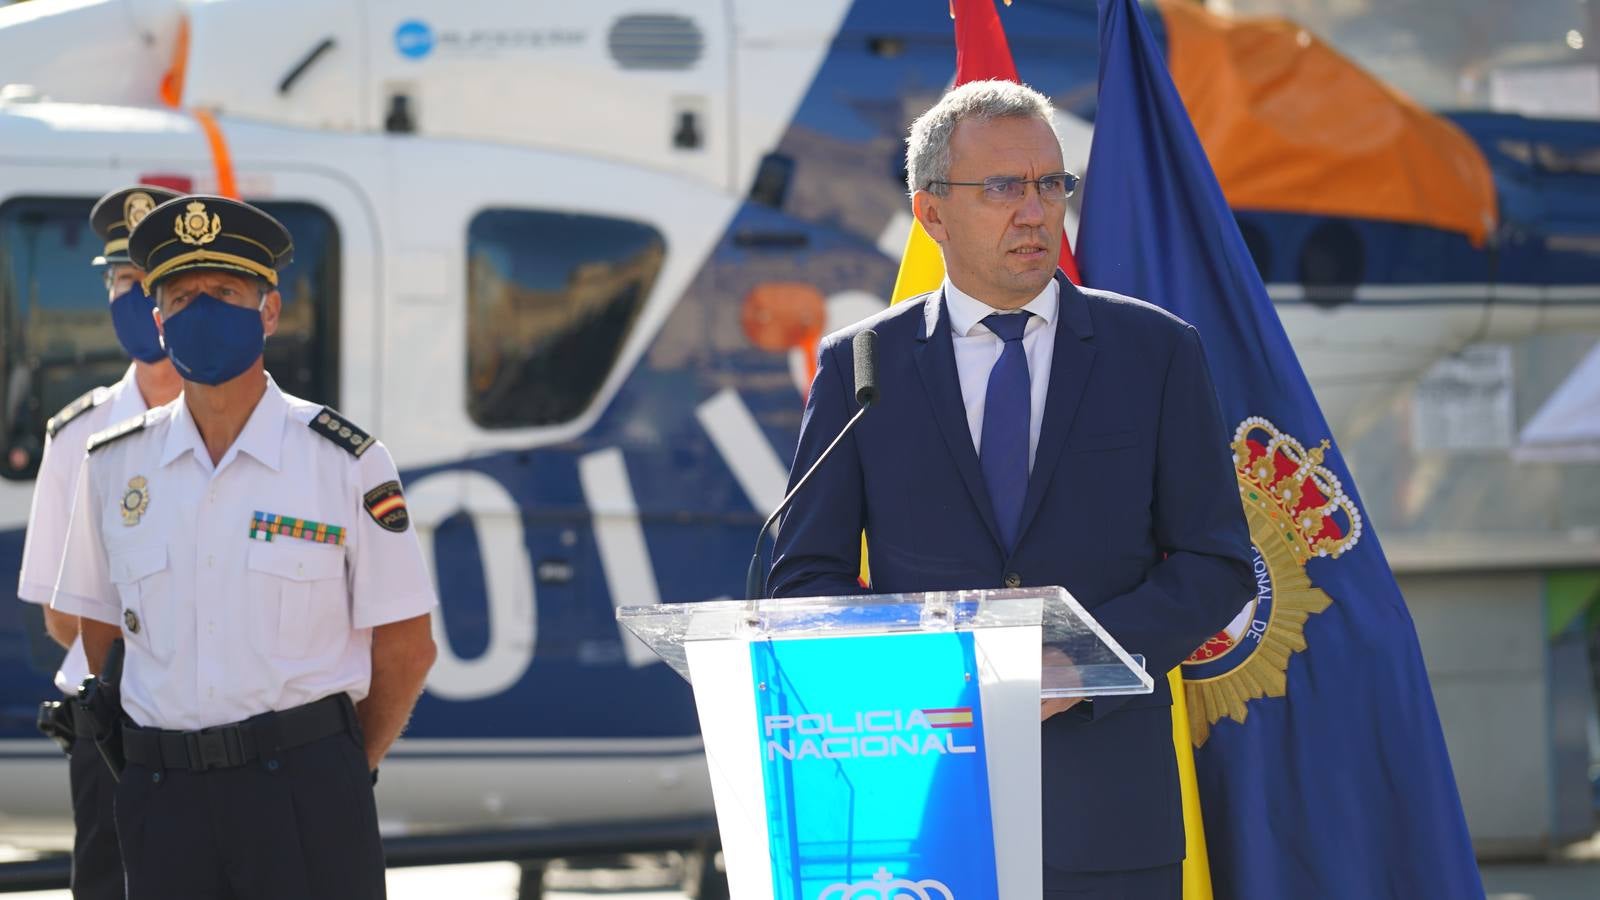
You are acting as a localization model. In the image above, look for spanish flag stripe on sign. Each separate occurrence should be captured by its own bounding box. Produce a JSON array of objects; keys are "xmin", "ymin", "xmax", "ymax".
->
[{"xmin": 921, "ymin": 707, "xmax": 975, "ymax": 728}]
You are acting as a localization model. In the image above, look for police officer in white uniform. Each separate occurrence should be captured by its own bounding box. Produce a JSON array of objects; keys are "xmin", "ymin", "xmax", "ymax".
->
[
  {"xmin": 52, "ymin": 195, "xmax": 439, "ymax": 900},
  {"xmin": 16, "ymin": 184, "xmax": 181, "ymax": 900}
]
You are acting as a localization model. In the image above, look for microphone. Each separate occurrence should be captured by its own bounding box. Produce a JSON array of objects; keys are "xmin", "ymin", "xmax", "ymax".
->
[
  {"xmin": 852, "ymin": 328, "xmax": 878, "ymax": 406},
  {"xmin": 744, "ymin": 329, "xmax": 880, "ymax": 601}
]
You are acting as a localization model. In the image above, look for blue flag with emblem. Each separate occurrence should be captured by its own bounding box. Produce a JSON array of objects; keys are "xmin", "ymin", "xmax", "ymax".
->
[{"xmin": 1073, "ymin": 0, "xmax": 1483, "ymax": 896}]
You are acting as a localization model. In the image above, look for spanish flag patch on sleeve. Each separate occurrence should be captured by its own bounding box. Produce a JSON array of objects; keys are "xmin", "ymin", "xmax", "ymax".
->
[{"xmin": 363, "ymin": 480, "xmax": 410, "ymax": 533}]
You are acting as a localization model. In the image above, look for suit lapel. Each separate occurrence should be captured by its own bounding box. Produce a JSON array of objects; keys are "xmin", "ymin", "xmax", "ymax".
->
[
  {"xmin": 915, "ymin": 290, "xmax": 1005, "ymax": 552},
  {"xmin": 1015, "ymin": 273, "xmax": 1097, "ymax": 546}
]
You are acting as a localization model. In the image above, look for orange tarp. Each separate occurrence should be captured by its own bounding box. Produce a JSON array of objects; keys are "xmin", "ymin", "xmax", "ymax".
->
[{"xmin": 1157, "ymin": 0, "xmax": 1496, "ymax": 245}]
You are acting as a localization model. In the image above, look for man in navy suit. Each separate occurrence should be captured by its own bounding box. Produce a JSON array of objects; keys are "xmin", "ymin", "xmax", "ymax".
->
[{"xmin": 768, "ymin": 80, "xmax": 1254, "ymax": 898}]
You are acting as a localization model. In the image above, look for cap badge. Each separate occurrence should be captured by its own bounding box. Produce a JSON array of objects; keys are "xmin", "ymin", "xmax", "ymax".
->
[
  {"xmin": 175, "ymin": 200, "xmax": 221, "ymax": 247},
  {"xmin": 124, "ymin": 191, "xmax": 156, "ymax": 230}
]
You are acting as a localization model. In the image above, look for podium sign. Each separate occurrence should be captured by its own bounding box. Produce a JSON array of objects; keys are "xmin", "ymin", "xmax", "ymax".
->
[
  {"xmin": 753, "ymin": 630, "xmax": 1000, "ymax": 897},
  {"xmin": 619, "ymin": 587, "xmax": 1151, "ymax": 899}
]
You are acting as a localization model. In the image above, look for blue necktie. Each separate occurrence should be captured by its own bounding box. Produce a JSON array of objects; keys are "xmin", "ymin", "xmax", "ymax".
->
[{"xmin": 979, "ymin": 311, "xmax": 1032, "ymax": 554}]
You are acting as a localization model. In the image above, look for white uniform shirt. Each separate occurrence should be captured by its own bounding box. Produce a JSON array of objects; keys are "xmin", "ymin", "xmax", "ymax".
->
[
  {"xmin": 52, "ymin": 376, "xmax": 438, "ymax": 731},
  {"xmin": 17, "ymin": 365, "xmax": 148, "ymax": 694},
  {"xmin": 935, "ymin": 276, "xmax": 1060, "ymax": 471}
]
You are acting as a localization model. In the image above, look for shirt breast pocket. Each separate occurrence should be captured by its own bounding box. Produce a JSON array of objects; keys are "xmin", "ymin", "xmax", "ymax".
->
[
  {"xmin": 246, "ymin": 541, "xmax": 349, "ymax": 659},
  {"xmin": 109, "ymin": 546, "xmax": 174, "ymax": 663}
]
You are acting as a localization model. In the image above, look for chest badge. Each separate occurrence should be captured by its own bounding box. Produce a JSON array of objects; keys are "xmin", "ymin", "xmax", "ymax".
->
[
  {"xmin": 120, "ymin": 476, "xmax": 149, "ymax": 527},
  {"xmin": 123, "ymin": 608, "xmax": 141, "ymax": 634}
]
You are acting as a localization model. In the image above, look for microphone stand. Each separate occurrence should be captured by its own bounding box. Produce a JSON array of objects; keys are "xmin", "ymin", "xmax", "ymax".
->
[
  {"xmin": 743, "ymin": 401, "xmax": 872, "ymax": 606},
  {"xmin": 744, "ymin": 330, "xmax": 880, "ymax": 615}
]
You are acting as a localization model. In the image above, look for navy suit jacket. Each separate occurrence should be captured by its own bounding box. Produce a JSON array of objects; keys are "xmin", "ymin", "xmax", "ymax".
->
[{"xmin": 768, "ymin": 271, "xmax": 1253, "ymax": 872}]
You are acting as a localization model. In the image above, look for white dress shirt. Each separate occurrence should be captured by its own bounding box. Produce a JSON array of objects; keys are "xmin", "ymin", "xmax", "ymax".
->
[
  {"xmin": 17, "ymin": 365, "xmax": 147, "ymax": 695},
  {"xmin": 931, "ymin": 276, "xmax": 1060, "ymax": 471},
  {"xmin": 52, "ymin": 376, "xmax": 438, "ymax": 731}
]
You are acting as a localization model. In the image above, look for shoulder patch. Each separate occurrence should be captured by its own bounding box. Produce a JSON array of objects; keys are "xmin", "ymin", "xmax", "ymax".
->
[
  {"xmin": 46, "ymin": 388, "xmax": 107, "ymax": 438},
  {"xmin": 363, "ymin": 480, "xmax": 410, "ymax": 532},
  {"xmin": 86, "ymin": 411, "xmax": 148, "ymax": 454},
  {"xmin": 309, "ymin": 407, "xmax": 375, "ymax": 458}
]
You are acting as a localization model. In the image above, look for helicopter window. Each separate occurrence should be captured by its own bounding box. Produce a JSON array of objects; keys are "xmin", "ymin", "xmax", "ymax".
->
[
  {"xmin": 0, "ymin": 197, "xmax": 341, "ymax": 481},
  {"xmin": 1297, "ymin": 219, "xmax": 1364, "ymax": 309},
  {"xmin": 465, "ymin": 209, "xmax": 666, "ymax": 429},
  {"xmin": 259, "ymin": 202, "xmax": 342, "ymax": 413}
]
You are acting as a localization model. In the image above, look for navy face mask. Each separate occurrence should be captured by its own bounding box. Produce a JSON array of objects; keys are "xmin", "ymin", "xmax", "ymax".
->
[
  {"xmin": 108, "ymin": 286, "xmax": 168, "ymax": 363},
  {"xmin": 160, "ymin": 292, "xmax": 266, "ymax": 386}
]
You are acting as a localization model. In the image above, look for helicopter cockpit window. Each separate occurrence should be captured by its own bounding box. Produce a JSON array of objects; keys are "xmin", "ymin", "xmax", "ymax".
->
[
  {"xmin": 465, "ymin": 209, "xmax": 666, "ymax": 429},
  {"xmin": 0, "ymin": 197, "xmax": 341, "ymax": 481}
]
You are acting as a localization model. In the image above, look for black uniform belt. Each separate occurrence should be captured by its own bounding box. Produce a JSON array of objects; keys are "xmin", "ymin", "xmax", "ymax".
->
[{"xmin": 123, "ymin": 694, "xmax": 355, "ymax": 773}]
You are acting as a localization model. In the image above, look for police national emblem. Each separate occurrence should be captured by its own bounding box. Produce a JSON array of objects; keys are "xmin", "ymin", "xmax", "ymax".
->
[
  {"xmin": 120, "ymin": 476, "xmax": 150, "ymax": 527},
  {"xmin": 123, "ymin": 191, "xmax": 156, "ymax": 231},
  {"xmin": 174, "ymin": 200, "xmax": 222, "ymax": 246},
  {"xmin": 1180, "ymin": 417, "xmax": 1363, "ymax": 747},
  {"xmin": 818, "ymin": 868, "xmax": 954, "ymax": 900}
]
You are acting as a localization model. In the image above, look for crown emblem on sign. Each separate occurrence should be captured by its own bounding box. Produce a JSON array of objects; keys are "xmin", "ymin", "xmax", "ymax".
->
[
  {"xmin": 174, "ymin": 200, "xmax": 221, "ymax": 246},
  {"xmin": 818, "ymin": 868, "xmax": 955, "ymax": 900},
  {"xmin": 1231, "ymin": 417, "xmax": 1362, "ymax": 562},
  {"xmin": 123, "ymin": 191, "xmax": 156, "ymax": 230}
]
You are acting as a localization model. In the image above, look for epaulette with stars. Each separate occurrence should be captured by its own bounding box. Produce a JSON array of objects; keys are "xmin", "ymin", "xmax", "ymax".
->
[
  {"xmin": 46, "ymin": 387, "xmax": 108, "ymax": 438},
  {"xmin": 309, "ymin": 407, "xmax": 375, "ymax": 458}
]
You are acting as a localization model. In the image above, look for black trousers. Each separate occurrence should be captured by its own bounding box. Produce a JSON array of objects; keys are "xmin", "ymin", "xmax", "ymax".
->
[
  {"xmin": 1043, "ymin": 862, "xmax": 1182, "ymax": 899},
  {"xmin": 68, "ymin": 734, "xmax": 123, "ymax": 900},
  {"xmin": 113, "ymin": 729, "xmax": 384, "ymax": 900}
]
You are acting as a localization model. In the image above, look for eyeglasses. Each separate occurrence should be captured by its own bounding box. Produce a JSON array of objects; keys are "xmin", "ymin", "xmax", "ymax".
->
[
  {"xmin": 928, "ymin": 171, "xmax": 1080, "ymax": 203},
  {"xmin": 105, "ymin": 267, "xmax": 142, "ymax": 293}
]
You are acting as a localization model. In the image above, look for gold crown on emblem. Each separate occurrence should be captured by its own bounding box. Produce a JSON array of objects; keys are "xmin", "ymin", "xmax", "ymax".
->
[
  {"xmin": 124, "ymin": 191, "xmax": 155, "ymax": 230},
  {"xmin": 1231, "ymin": 417, "xmax": 1362, "ymax": 561},
  {"xmin": 175, "ymin": 200, "xmax": 222, "ymax": 246}
]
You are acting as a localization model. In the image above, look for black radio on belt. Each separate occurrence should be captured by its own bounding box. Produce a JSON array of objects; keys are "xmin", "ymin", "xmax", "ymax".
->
[
  {"xmin": 74, "ymin": 638, "xmax": 126, "ymax": 781},
  {"xmin": 35, "ymin": 698, "xmax": 76, "ymax": 753}
]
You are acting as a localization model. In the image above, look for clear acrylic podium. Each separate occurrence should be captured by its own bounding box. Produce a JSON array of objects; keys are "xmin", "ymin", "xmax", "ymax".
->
[{"xmin": 618, "ymin": 587, "xmax": 1151, "ymax": 899}]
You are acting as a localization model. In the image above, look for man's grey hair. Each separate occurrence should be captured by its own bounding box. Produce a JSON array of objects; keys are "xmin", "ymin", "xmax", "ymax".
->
[{"xmin": 905, "ymin": 80, "xmax": 1056, "ymax": 197}]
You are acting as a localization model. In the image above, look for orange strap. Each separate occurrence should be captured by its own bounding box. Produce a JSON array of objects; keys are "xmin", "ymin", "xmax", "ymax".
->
[
  {"xmin": 192, "ymin": 109, "xmax": 239, "ymax": 200},
  {"xmin": 160, "ymin": 16, "xmax": 239, "ymax": 201},
  {"xmin": 159, "ymin": 16, "xmax": 189, "ymax": 108}
]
